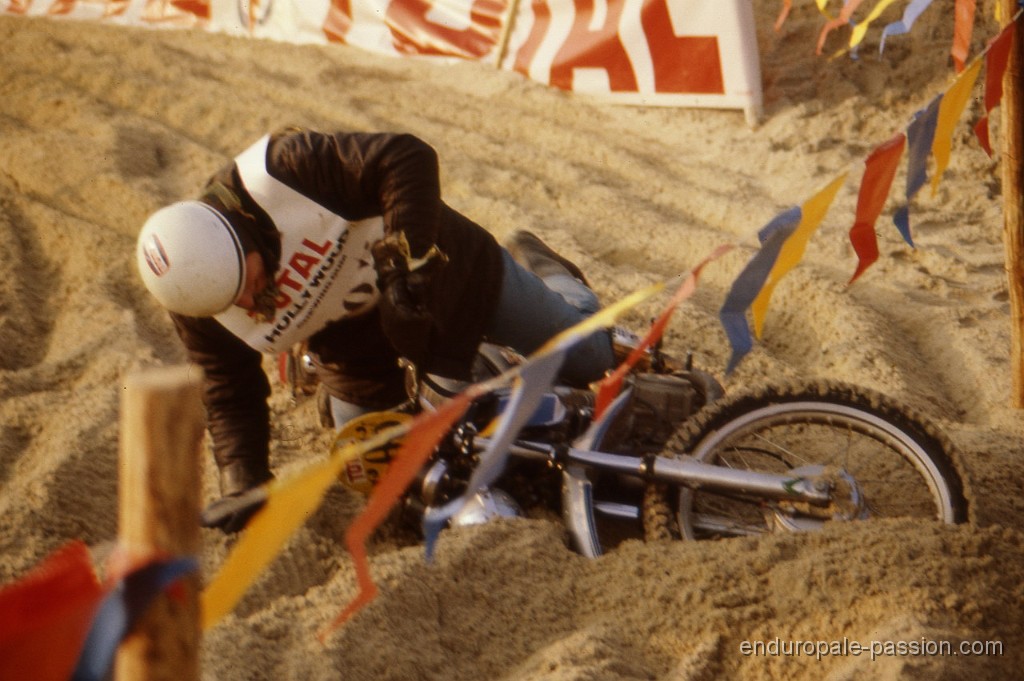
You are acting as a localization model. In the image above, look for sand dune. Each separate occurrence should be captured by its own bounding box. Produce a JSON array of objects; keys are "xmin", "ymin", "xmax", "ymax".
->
[{"xmin": 1, "ymin": 2, "xmax": 1022, "ymax": 678}]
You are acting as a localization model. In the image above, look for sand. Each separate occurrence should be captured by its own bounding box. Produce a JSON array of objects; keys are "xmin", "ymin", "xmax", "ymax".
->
[{"xmin": 1, "ymin": 1, "xmax": 1023, "ymax": 678}]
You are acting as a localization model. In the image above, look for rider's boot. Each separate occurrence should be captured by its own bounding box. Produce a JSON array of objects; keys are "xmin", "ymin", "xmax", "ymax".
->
[{"xmin": 505, "ymin": 230, "xmax": 590, "ymax": 286}]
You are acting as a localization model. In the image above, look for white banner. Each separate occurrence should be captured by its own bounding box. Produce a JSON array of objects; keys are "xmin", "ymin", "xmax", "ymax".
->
[{"xmin": 2, "ymin": 0, "xmax": 762, "ymax": 120}]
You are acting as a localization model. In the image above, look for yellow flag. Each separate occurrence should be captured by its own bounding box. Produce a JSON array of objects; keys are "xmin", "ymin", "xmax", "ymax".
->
[
  {"xmin": 200, "ymin": 437, "xmax": 388, "ymax": 629},
  {"xmin": 751, "ymin": 173, "xmax": 848, "ymax": 338},
  {"xmin": 931, "ymin": 58, "xmax": 983, "ymax": 195},
  {"xmin": 849, "ymin": 0, "xmax": 901, "ymax": 48}
]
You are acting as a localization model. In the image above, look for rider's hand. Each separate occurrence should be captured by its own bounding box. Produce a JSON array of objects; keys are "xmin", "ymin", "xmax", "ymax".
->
[
  {"xmin": 200, "ymin": 487, "xmax": 268, "ymax": 534},
  {"xmin": 372, "ymin": 234, "xmax": 440, "ymax": 368}
]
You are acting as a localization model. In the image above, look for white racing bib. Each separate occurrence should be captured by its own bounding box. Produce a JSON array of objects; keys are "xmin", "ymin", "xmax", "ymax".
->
[{"xmin": 215, "ymin": 135, "xmax": 384, "ymax": 353}]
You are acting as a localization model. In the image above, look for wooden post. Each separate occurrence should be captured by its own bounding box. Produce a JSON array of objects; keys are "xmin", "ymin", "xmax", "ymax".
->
[
  {"xmin": 1002, "ymin": 4, "xmax": 1024, "ymax": 407},
  {"xmin": 115, "ymin": 365, "xmax": 206, "ymax": 681}
]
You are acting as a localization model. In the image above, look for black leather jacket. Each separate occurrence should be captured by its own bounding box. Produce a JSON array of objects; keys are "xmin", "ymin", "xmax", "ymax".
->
[{"xmin": 169, "ymin": 127, "xmax": 504, "ymax": 494}]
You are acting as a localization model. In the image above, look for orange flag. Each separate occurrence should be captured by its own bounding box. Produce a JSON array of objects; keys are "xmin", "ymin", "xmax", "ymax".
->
[
  {"xmin": 951, "ymin": 0, "xmax": 977, "ymax": 72},
  {"xmin": 848, "ymin": 133, "xmax": 906, "ymax": 284},
  {"xmin": 325, "ymin": 391, "xmax": 477, "ymax": 635}
]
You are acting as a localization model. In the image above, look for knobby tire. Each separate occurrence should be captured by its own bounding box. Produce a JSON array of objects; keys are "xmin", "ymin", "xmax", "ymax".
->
[{"xmin": 643, "ymin": 379, "xmax": 968, "ymax": 541}]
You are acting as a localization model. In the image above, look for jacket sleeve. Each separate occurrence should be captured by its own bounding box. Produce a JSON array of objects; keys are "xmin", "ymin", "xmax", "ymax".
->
[
  {"xmin": 170, "ymin": 313, "xmax": 273, "ymax": 494},
  {"xmin": 266, "ymin": 129, "xmax": 443, "ymax": 258}
]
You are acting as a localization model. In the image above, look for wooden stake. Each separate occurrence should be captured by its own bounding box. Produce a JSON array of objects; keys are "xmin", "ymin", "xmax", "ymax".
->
[
  {"xmin": 115, "ymin": 365, "xmax": 206, "ymax": 681},
  {"xmin": 1001, "ymin": 5, "xmax": 1024, "ymax": 407}
]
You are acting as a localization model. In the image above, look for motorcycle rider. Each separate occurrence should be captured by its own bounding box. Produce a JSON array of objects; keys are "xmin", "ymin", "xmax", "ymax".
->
[{"xmin": 136, "ymin": 127, "xmax": 615, "ymax": 532}]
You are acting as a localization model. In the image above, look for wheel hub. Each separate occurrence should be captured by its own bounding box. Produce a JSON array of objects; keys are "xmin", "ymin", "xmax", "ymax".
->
[{"xmin": 772, "ymin": 465, "xmax": 866, "ymax": 532}]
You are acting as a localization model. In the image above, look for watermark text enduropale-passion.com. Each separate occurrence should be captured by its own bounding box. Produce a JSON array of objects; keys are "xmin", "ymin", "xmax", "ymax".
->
[{"xmin": 740, "ymin": 637, "xmax": 1003, "ymax": 662}]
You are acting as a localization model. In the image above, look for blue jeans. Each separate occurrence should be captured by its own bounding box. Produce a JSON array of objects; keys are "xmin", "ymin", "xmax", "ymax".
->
[
  {"xmin": 331, "ymin": 248, "xmax": 615, "ymax": 428},
  {"xmin": 485, "ymin": 249, "xmax": 614, "ymax": 386}
]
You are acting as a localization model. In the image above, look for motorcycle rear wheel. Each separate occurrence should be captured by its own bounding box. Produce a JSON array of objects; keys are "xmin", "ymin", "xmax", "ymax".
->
[{"xmin": 643, "ymin": 380, "xmax": 968, "ymax": 541}]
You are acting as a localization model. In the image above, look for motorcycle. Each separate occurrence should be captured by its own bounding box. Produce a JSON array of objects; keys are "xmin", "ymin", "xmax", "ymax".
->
[{"xmin": 325, "ymin": 328, "xmax": 968, "ymax": 558}]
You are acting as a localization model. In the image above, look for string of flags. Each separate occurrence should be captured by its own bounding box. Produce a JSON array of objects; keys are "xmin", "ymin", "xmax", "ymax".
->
[
  {"xmin": 201, "ymin": 280, "xmax": 676, "ymax": 638},
  {"xmin": 0, "ymin": 5, "xmax": 1020, "ymax": 667},
  {"xmin": 720, "ymin": 10, "xmax": 1018, "ymax": 372},
  {"xmin": 775, "ymin": 0, "xmax": 989, "ymax": 66}
]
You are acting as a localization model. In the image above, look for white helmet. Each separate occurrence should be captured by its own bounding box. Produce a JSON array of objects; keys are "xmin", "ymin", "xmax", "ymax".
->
[{"xmin": 136, "ymin": 201, "xmax": 246, "ymax": 317}]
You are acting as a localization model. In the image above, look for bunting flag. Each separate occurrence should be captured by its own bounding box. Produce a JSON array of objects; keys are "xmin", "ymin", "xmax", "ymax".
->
[
  {"xmin": 720, "ymin": 207, "xmax": 802, "ymax": 373},
  {"xmin": 421, "ymin": 351, "xmax": 568, "ymax": 559},
  {"xmin": 774, "ymin": 0, "xmax": 793, "ymax": 32},
  {"xmin": 200, "ymin": 387, "xmax": 493, "ymax": 631},
  {"xmin": 0, "ymin": 541, "xmax": 105, "ymax": 681},
  {"xmin": 879, "ymin": 0, "xmax": 937, "ymax": 54},
  {"xmin": 751, "ymin": 172, "xmax": 848, "ymax": 337},
  {"xmin": 774, "ymin": 0, "xmax": 834, "ymax": 32},
  {"xmin": 951, "ymin": 0, "xmax": 977, "ymax": 72},
  {"xmin": 418, "ymin": 280, "xmax": 666, "ymax": 552},
  {"xmin": 848, "ymin": 0, "xmax": 903, "ymax": 52},
  {"xmin": 817, "ymin": 0, "xmax": 868, "ymax": 55},
  {"xmin": 974, "ymin": 20, "xmax": 1017, "ymax": 156},
  {"xmin": 330, "ymin": 280, "xmax": 664, "ymax": 632},
  {"xmin": 326, "ymin": 390, "xmax": 479, "ymax": 635},
  {"xmin": 72, "ymin": 557, "xmax": 199, "ymax": 681},
  {"xmin": 893, "ymin": 94, "xmax": 942, "ymax": 246},
  {"xmin": 930, "ymin": 57, "xmax": 984, "ymax": 196},
  {"xmin": 203, "ymin": 277, "xmax": 665, "ymax": 634},
  {"xmin": 593, "ymin": 244, "xmax": 732, "ymax": 420},
  {"xmin": 201, "ymin": 430, "xmax": 397, "ymax": 629},
  {"xmin": 848, "ymin": 132, "xmax": 907, "ymax": 284}
]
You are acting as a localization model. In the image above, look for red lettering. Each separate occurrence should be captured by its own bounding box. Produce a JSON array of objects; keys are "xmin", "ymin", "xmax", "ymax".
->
[
  {"xmin": 274, "ymin": 291, "xmax": 293, "ymax": 310},
  {"xmin": 277, "ymin": 268, "xmax": 304, "ymax": 293},
  {"xmin": 512, "ymin": 0, "xmax": 551, "ymax": 77},
  {"xmin": 46, "ymin": 0, "xmax": 76, "ymax": 14},
  {"xmin": 302, "ymin": 237, "xmax": 333, "ymax": 256},
  {"xmin": 549, "ymin": 0, "xmax": 636, "ymax": 92},
  {"xmin": 513, "ymin": 0, "xmax": 724, "ymax": 96},
  {"xmin": 168, "ymin": 0, "xmax": 210, "ymax": 20},
  {"xmin": 386, "ymin": 0, "xmax": 507, "ymax": 58},
  {"xmin": 640, "ymin": 0, "xmax": 722, "ymax": 94},
  {"xmin": 289, "ymin": 251, "xmax": 322, "ymax": 279}
]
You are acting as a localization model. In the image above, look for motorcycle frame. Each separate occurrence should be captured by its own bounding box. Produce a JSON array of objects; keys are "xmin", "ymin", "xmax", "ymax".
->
[{"xmin": 467, "ymin": 388, "xmax": 842, "ymax": 559}]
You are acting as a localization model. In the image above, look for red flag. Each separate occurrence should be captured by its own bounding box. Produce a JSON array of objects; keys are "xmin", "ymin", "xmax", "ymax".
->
[
  {"xmin": 974, "ymin": 21, "xmax": 1017, "ymax": 155},
  {"xmin": 848, "ymin": 133, "xmax": 907, "ymax": 284},
  {"xmin": 0, "ymin": 541, "xmax": 105, "ymax": 681},
  {"xmin": 594, "ymin": 245, "xmax": 731, "ymax": 419}
]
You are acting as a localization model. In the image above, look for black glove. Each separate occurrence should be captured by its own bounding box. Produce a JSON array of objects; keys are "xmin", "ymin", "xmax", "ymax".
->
[
  {"xmin": 372, "ymin": 235, "xmax": 443, "ymax": 369},
  {"xmin": 200, "ymin": 487, "xmax": 269, "ymax": 534}
]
